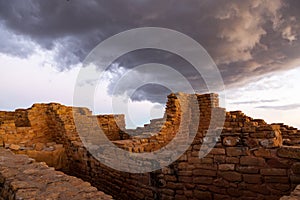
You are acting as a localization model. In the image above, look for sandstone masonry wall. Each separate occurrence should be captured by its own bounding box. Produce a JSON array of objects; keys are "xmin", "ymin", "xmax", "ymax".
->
[
  {"xmin": 1, "ymin": 93, "xmax": 300, "ymax": 200},
  {"xmin": 0, "ymin": 104, "xmax": 68, "ymax": 171}
]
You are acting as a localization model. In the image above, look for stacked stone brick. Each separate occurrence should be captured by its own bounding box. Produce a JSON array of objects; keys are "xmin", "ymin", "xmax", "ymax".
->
[{"xmin": 274, "ymin": 123, "xmax": 300, "ymax": 146}]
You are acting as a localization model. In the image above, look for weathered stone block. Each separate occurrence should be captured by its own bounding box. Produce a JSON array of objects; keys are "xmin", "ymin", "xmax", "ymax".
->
[
  {"xmin": 254, "ymin": 148, "xmax": 272, "ymax": 158},
  {"xmin": 178, "ymin": 176, "xmax": 193, "ymax": 183},
  {"xmin": 225, "ymin": 157, "xmax": 239, "ymax": 164},
  {"xmin": 223, "ymin": 136, "xmax": 239, "ymax": 147},
  {"xmin": 236, "ymin": 166, "xmax": 260, "ymax": 174},
  {"xmin": 243, "ymin": 174, "xmax": 262, "ymax": 184},
  {"xmin": 219, "ymin": 171, "xmax": 242, "ymax": 182},
  {"xmin": 267, "ymin": 158, "xmax": 290, "ymax": 169},
  {"xmin": 218, "ymin": 164, "xmax": 235, "ymax": 171},
  {"xmin": 240, "ymin": 156, "xmax": 266, "ymax": 166},
  {"xmin": 193, "ymin": 169, "xmax": 217, "ymax": 177},
  {"xmin": 193, "ymin": 177, "xmax": 213, "ymax": 184},
  {"xmin": 166, "ymin": 182, "xmax": 183, "ymax": 190},
  {"xmin": 9, "ymin": 144, "xmax": 20, "ymax": 151},
  {"xmin": 260, "ymin": 169, "xmax": 287, "ymax": 176},
  {"xmin": 214, "ymin": 155, "xmax": 226, "ymax": 164},
  {"xmin": 161, "ymin": 189, "xmax": 175, "ymax": 196},
  {"xmin": 227, "ymin": 188, "xmax": 243, "ymax": 197},
  {"xmin": 208, "ymin": 185, "xmax": 227, "ymax": 194},
  {"xmin": 174, "ymin": 194, "xmax": 187, "ymax": 200},
  {"xmin": 194, "ymin": 190, "xmax": 212, "ymax": 200},
  {"xmin": 34, "ymin": 143, "xmax": 45, "ymax": 151},
  {"xmin": 199, "ymin": 157, "xmax": 213, "ymax": 164},
  {"xmin": 209, "ymin": 148, "xmax": 225, "ymax": 155},
  {"xmin": 265, "ymin": 176, "xmax": 289, "ymax": 183},
  {"xmin": 226, "ymin": 147, "xmax": 249, "ymax": 156},
  {"xmin": 242, "ymin": 183, "xmax": 270, "ymax": 195}
]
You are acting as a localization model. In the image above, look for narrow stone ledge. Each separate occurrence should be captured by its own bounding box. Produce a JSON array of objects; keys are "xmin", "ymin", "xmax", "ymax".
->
[{"xmin": 0, "ymin": 149, "xmax": 113, "ymax": 200}]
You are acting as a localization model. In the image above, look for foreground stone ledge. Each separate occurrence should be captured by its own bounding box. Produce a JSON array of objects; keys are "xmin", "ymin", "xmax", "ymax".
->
[{"xmin": 0, "ymin": 149, "xmax": 113, "ymax": 200}]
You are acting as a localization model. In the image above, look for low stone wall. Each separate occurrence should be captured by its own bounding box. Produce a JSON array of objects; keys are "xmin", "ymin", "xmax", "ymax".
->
[{"xmin": 0, "ymin": 149, "xmax": 113, "ymax": 200}]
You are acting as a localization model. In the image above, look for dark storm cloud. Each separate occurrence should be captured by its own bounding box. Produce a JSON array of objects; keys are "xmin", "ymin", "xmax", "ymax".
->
[
  {"xmin": 256, "ymin": 104, "xmax": 300, "ymax": 110},
  {"xmin": 131, "ymin": 84, "xmax": 171, "ymax": 104},
  {"xmin": 0, "ymin": 0, "xmax": 300, "ymax": 102}
]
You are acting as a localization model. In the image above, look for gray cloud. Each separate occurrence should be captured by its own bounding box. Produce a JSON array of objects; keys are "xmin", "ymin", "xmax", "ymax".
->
[
  {"xmin": 131, "ymin": 84, "xmax": 171, "ymax": 104},
  {"xmin": 0, "ymin": 23, "xmax": 36, "ymax": 58},
  {"xmin": 256, "ymin": 104, "xmax": 300, "ymax": 110},
  {"xmin": 0, "ymin": 0, "xmax": 300, "ymax": 102},
  {"xmin": 231, "ymin": 99, "xmax": 278, "ymax": 105}
]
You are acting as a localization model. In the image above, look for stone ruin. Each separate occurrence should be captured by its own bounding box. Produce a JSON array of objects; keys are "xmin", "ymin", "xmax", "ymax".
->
[{"xmin": 0, "ymin": 92, "xmax": 300, "ymax": 200}]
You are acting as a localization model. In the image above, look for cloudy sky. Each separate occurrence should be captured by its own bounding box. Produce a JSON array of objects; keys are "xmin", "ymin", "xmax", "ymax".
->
[{"xmin": 0, "ymin": 0, "xmax": 300, "ymax": 128}]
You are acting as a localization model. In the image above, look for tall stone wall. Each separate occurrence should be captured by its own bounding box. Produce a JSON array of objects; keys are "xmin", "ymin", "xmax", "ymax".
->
[{"xmin": 0, "ymin": 92, "xmax": 300, "ymax": 199}]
